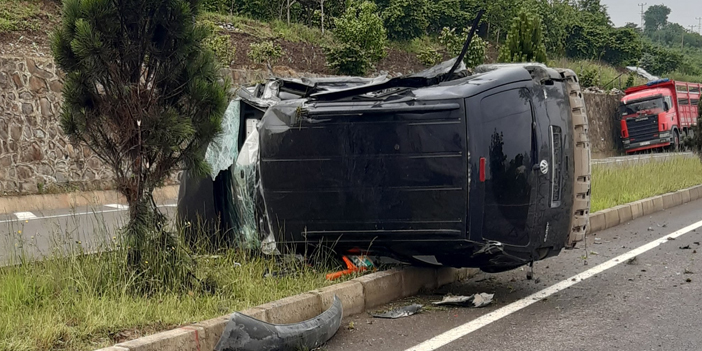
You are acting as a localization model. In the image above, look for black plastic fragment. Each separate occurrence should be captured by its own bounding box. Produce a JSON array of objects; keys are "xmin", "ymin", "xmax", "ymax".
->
[{"xmin": 215, "ymin": 296, "xmax": 343, "ymax": 351}]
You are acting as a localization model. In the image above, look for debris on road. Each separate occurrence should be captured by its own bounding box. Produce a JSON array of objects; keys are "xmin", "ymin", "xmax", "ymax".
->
[
  {"xmin": 648, "ymin": 227, "xmax": 655, "ymax": 231},
  {"xmin": 667, "ymin": 237, "xmax": 676, "ymax": 241},
  {"xmin": 684, "ymin": 269, "xmax": 694, "ymax": 274},
  {"xmin": 594, "ymin": 238, "xmax": 602, "ymax": 244},
  {"xmin": 432, "ymin": 293, "xmax": 495, "ymax": 308},
  {"xmin": 627, "ymin": 256, "xmax": 638, "ymax": 265},
  {"xmin": 215, "ymin": 296, "xmax": 342, "ymax": 351},
  {"xmin": 686, "ymin": 278, "xmax": 692, "ymax": 283},
  {"xmin": 694, "ymin": 242, "xmax": 700, "ymax": 245},
  {"xmin": 679, "ymin": 245, "xmax": 691, "ymax": 250},
  {"xmin": 371, "ymin": 304, "xmax": 423, "ymax": 319}
]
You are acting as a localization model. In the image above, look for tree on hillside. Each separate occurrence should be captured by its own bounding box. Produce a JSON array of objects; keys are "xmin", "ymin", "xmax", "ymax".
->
[
  {"xmin": 52, "ymin": 0, "xmax": 229, "ymax": 285},
  {"xmin": 644, "ymin": 4, "xmax": 670, "ymax": 33},
  {"xmin": 576, "ymin": 0, "xmax": 610, "ymax": 26},
  {"xmin": 498, "ymin": 9, "xmax": 547, "ymax": 63},
  {"xmin": 381, "ymin": 0, "xmax": 429, "ymax": 40},
  {"xmin": 324, "ymin": 1, "xmax": 387, "ymax": 75}
]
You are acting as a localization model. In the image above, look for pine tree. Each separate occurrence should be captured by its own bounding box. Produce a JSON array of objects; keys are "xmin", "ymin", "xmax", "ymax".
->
[
  {"xmin": 52, "ymin": 0, "xmax": 229, "ymax": 283},
  {"xmin": 498, "ymin": 9, "xmax": 548, "ymax": 63}
]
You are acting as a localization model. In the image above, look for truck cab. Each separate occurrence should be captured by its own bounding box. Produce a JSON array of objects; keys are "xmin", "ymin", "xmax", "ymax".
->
[{"xmin": 620, "ymin": 79, "xmax": 701, "ymax": 153}]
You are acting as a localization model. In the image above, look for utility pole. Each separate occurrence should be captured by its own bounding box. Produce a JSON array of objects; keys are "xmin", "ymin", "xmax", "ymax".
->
[
  {"xmin": 638, "ymin": 3, "xmax": 647, "ymax": 30},
  {"xmin": 697, "ymin": 17, "xmax": 702, "ymax": 34}
]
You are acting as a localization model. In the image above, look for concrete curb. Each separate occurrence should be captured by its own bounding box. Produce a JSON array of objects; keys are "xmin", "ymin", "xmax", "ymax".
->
[
  {"xmin": 97, "ymin": 267, "xmax": 476, "ymax": 351},
  {"xmin": 587, "ymin": 184, "xmax": 702, "ymax": 234},
  {"xmin": 0, "ymin": 186, "xmax": 179, "ymax": 214},
  {"xmin": 97, "ymin": 184, "xmax": 702, "ymax": 351}
]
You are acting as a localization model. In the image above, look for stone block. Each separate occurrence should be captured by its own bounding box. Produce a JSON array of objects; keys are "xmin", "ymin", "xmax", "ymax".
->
[
  {"xmin": 116, "ymin": 326, "xmax": 203, "ymax": 351},
  {"xmin": 652, "ymin": 196, "xmax": 664, "ymax": 212},
  {"xmin": 630, "ymin": 200, "xmax": 644, "ymax": 220},
  {"xmin": 589, "ymin": 212, "xmax": 605, "ymax": 233},
  {"xmin": 194, "ymin": 316, "xmax": 230, "ymax": 351},
  {"xmin": 662, "ymin": 193, "xmax": 675, "ymax": 209},
  {"xmin": 310, "ymin": 280, "xmax": 364, "ymax": 318},
  {"xmin": 603, "ymin": 208, "xmax": 620, "ymax": 229},
  {"xmin": 680, "ymin": 189, "xmax": 691, "ymax": 204},
  {"xmin": 402, "ymin": 267, "xmax": 437, "ymax": 297},
  {"xmin": 437, "ymin": 268, "xmax": 461, "ymax": 287},
  {"xmin": 616, "ymin": 205, "xmax": 633, "ymax": 224},
  {"xmin": 353, "ymin": 269, "xmax": 403, "ymax": 309},
  {"xmin": 257, "ymin": 292, "xmax": 321, "ymax": 324}
]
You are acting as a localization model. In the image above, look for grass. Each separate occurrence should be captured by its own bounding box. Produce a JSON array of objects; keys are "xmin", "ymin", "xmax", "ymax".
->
[
  {"xmin": 198, "ymin": 11, "xmax": 334, "ymax": 46},
  {"xmin": 0, "ymin": 0, "xmax": 42, "ymax": 33},
  {"xmin": 591, "ymin": 156, "xmax": 702, "ymax": 212},
  {"xmin": 550, "ymin": 58, "xmax": 648, "ymax": 90},
  {"xmin": 0, "ymin": 217, "xmax": 347, "ymax": 351}
]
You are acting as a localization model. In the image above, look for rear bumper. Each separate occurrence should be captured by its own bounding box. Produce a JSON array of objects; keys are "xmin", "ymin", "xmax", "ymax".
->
[{"xmin": 623, "ymin": 135, "xmax": 672, "ymax": 153}]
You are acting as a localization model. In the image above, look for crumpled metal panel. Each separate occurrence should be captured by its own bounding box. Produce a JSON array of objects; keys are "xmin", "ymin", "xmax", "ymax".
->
[{"xmin": 215, "ymin": 296, "xmax": 343, "ymax": 351}]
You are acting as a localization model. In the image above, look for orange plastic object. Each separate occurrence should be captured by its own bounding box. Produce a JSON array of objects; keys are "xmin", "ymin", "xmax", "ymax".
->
[{"xmin": 326, "ymin": 255, "xmax": 374, "ymax": 281}]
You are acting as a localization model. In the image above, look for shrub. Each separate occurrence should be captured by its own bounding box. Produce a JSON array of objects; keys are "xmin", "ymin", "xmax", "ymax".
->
[
  {"xmin": 381, "ymin": 0, "xmax": 429, "ymax": 41},
  {"xmin": 325, "ymin": 1, "xmax": 387, "ymax": 76},
  {"xmin": 498, "ymin": 9, "xmax": 547, "ymax": 63},
  {"xmin": 438, "ymin": 27, "xmax": 487, "ymax": 68},
  {"xmin": 248, "ymin": 41, "xmax": 284, "ymax": 70},
  {"xmin": 417, "ymin": 47, "xmax": 442, "ymax": 67},
  {"xmin": 202, "ymin": 21, "xmax": 236, "ymax": 67}
]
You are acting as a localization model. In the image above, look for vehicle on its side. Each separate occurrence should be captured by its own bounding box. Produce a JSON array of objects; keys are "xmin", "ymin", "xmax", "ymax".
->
[
  {"xmin": 220, "ymin": 61, "xmax": 591, "ymax": 273},
  {"xmin": 619, "ymin": 79, "xmax": 701, "ymax": 153}
]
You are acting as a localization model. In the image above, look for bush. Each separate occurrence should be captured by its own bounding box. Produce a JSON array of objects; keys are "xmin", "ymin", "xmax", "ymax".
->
[
  {"xmin": 325, "ymin": 1, "xmax": 387, "ymax": 76},
  {"xmin": 624, "ymin": 74, "xmax": 635, "ymax": 89},
  {"xmin": 248, "ymin": 40, "xmax": 284, "ymax": 68},
  {"xmin": 439, "ymin": 27, "xmax": 487, "ymax": 68},
  {"xmin": 202, "ymin": 21, "xmax": 235, "ymax": 67},
  {"xmin": 381, "ymin": 0, "xmax": 429, "ymax": 41},
  {"xmin": 498, "ymin": 9, "xmax": 547, "ymax": 63},
  {"xmin": 579, "ymin": 67, "xmax": 597, "ymax": 88},
  {"xmin": 417, "ymin": 47, "xmax": 442, "ymax": 67}
]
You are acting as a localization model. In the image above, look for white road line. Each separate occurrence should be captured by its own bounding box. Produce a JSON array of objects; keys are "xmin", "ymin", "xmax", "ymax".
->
[
  {"xmin": 105, "ymin": 204, "xmax": 129, "ymax": 210},
  {"xmin": 14, "ymin": 212, "xmax": 37, "ymax": 220},
  {"xmin": 405, "ymin": 219, "xmax": 702, "ymax": 351},
  {"xmin": 0, "ymin": 204, "xmax": 178, "ymax": 224}
]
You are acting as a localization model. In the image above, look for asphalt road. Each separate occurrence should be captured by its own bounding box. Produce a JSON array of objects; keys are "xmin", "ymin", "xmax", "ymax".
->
[
  {"xmin": 0, "ymin": 202, "xmax": 176, "ymax": 264},
  {"xmin": 325, "ymin": 198, "xmax": 702, "ymax": 351}
]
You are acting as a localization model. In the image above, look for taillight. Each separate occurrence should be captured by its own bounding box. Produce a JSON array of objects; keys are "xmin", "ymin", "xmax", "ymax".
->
[{"xmin": 479, "ymin": 157, "xmax": 486, "ymax": 182}]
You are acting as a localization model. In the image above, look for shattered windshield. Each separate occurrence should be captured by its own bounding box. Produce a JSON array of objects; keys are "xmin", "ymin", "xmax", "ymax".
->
[{"xmin": 620, "ymin": 98, "xmax": 665, "ymax": 117}]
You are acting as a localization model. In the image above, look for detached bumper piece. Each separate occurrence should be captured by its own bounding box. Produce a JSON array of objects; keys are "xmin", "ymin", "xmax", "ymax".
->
[{"xmin": 215, "ymin": 296, "xmax": 343, "ymax": 351}]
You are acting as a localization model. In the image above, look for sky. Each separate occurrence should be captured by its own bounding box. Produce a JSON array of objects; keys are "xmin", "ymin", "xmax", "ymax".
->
[{"xmin": 601, "ymin": 0, "xmax": 702, "ymax": 33}]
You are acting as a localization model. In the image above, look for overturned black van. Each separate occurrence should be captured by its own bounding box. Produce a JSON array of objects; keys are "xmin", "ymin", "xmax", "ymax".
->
[{"xmin": 178, "ymin": 61, "xmax": 591, "ymax": 272}]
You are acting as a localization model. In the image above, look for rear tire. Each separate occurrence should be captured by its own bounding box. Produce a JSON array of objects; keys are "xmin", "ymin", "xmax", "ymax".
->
[
  {"xmin": 669, "ymin": 130, "xmax": 680, "ymax": 152},
  {"xmin": 557, "ymin": 69, "xmax": 592, "ymax": 248}
]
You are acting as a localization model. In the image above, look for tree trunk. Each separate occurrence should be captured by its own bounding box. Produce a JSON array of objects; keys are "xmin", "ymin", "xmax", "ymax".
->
[
  {"xmin": 287, "ymin": 0, "xmax": 290, "ymax": 25},
  {"xmin": 321, "ymin": 0, "xmax": 325, "ymax": 34}
]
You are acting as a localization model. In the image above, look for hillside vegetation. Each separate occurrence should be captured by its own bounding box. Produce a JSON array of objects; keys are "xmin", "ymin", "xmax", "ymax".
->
[{"xmin": 1, "ymin": 0, "xmax": 701, "ymax": 84}]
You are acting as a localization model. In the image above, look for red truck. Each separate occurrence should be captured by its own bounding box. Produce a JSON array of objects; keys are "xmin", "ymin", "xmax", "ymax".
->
[{"xmin": 619, "ymin": 79, "xmax": 701, "ymax": 153}]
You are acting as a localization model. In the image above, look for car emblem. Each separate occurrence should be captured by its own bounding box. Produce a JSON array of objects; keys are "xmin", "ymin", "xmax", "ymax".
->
[{"xmin": 540, "ymin": 160, "xmax": 549, "ymax": 175}]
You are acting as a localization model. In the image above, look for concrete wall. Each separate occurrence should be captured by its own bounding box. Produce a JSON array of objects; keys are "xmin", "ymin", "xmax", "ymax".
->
[{"xmin": 0, "ymin": 56, "xmax": 623, "ymax": 195}]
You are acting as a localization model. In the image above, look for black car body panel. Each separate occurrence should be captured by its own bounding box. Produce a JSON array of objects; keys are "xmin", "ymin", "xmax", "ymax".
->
[{"xmin": 247, "ymin": 64, "xmax": 578, "ymax": 270}]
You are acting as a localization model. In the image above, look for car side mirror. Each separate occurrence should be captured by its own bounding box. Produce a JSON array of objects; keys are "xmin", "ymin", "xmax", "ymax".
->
[{"xmin": 663, "ymin": 102, "xmax": 670, "ymax": 111}]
